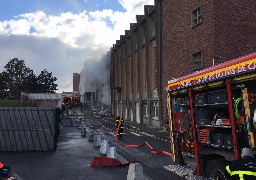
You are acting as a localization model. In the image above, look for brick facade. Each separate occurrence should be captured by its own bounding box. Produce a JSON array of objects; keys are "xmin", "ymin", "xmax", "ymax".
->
[
  {"xmin": 161, "ymin": 0, "xmax": 256, "ymax": 123},
  {"xmin": 111, "ymin": 3, "xmax": 162, "ymax": 127},
  {"xmin": 110, "ymin": 0, "xmax": 256, "ymax": 128},
  {"xmin": 73, "ymin": 73, "xmax": 80, "ymax": 92}
]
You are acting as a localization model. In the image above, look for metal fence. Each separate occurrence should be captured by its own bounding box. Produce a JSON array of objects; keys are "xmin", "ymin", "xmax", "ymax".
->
[{"xmin": 0, "ymin": 107, "xmax": 60, "ymax": 152}]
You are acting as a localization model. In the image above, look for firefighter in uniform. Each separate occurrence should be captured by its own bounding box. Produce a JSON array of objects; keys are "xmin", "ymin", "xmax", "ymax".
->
[
  {"xmin": 226, "ymin": 148, "xmax": 256, "ymax": 180},
  {"xmin": 0, "ymin": 162, "xmax": 10, "ymax": 178},
  {"xmin": 115, "ymin": 115, "xmax": 124, "ymax": 140}
]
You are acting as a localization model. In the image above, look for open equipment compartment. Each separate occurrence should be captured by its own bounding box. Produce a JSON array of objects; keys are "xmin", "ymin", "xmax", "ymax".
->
[{"xmin": 167, "ymin": 52, "xmax": 256, "ymax": 179}]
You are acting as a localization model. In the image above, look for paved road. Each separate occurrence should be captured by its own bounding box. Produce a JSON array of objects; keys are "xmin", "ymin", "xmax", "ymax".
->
[
  {"xmin": 0, "ymin": 126, "xmax": 129, "ymax": 180},
  {"xmin": 0, "ymin": 109, "xmax": 186, "ymax": 180},
  {"xmin": 85, "ymin": 116, "xmax": 185, "ymax": 180}
]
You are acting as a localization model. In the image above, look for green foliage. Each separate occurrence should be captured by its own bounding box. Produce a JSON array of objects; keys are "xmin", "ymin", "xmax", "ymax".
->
[
  {"xmin": 0, "ymin": 58, "xmax": 58, "ymax": 100},
  {"xmin": 0, "ymin": 72, "xmax": 10, "ymax": 99},
  {"xmin": 0, "ymin": 100, "xmax": 20, "ymax": 107},
  {"xmin": 37, "ymin": 69, "xmax": 58, "ymax": 93},
  {"xmin": 3, "ymin": 58, "xmax": 35, "ymax": 99}
]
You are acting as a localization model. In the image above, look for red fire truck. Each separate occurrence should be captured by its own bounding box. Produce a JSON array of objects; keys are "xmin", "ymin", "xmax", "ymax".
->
[
  {"xmin": 63, "ymin": 92, "xmax": 81, "ymax": 109},
  {"xmin": 167, "ymin": 52, "xmax": 256, "ymax": 179}
]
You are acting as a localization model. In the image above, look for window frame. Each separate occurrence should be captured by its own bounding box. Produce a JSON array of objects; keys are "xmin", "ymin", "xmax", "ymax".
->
[
  {"xmin": 143, "ymin": 101, "xmax": 148, "ymax": 117},
  {"xmin": 152, "ymin": 101, "xmax": 158, "ymax": 118},
  {"xmin": 192, "ymin": 51, "xmax": 203, "ymax": 71},
  {"xmin": 191, "ymin": 6, "xmax": 202, "ymax": 28}
]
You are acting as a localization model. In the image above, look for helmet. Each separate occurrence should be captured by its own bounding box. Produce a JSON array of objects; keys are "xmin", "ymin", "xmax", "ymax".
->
[{"xmin": 241, "ymin": 148, "xmax": 253, "ymax": 158}]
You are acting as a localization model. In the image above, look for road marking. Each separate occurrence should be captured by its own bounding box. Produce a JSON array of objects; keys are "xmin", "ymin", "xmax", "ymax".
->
[
  {"xmin": 102, "ymin": 119, "xmax": 171, "ymax": 142},
  {"xmin": 108, "ymin": 132, "xmax": 115, "ymax": 136},
  {"xmin": 140, "ymin": 132, "xmax": 154, "ymax": 137},
  {"xmin": 130, "ymin": 132, "xmax": 143, "ymax": 136}
]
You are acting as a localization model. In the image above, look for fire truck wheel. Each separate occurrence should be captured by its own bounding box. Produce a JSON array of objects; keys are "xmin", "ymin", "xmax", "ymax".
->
[{"xmin": 205, "ymin": 159, "xmax": 229, "ymax": 180}]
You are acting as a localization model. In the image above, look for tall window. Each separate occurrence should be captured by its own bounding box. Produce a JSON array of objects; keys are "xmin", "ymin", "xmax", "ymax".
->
[
  {"xmin": 152, "ymin": 20, "xmax": 155, "ymax": 37},
  {"xmin": 192, "ymin": 51, "xmax": 203, "ymax": 71},
  {"xmin": 152, "ymin": 101, "xmax": 158, "ymax": 118},
  {"xmin": 143, "ymin": 101, "xmax": 148, "ymax": 117},
  {"xmin": 192, "ymin": 6, "xmax": 202, "ymax": 27}
]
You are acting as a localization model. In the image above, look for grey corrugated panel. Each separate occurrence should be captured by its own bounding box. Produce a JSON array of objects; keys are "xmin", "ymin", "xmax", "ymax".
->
[
  {"xmin": 27, "ymin": 93, "xmax": 62, "ymax": 100},
  {"xmin": 0, "ymin": 107, "xmax": 57, "ymax": 151},
  {"xmin": 25, "ymin": 131, "xmax": 35, "ymax": 151},
  {"xmin": 3, "ymin": 131, "xmax": 11, "ymax": 151},
  {"xmin": 0, "ymin": 131, "xmax": 5, "ymax": 151},
  {"xmin": 37, "ymin": 109, "xmax": 50, "ymax": 150}
]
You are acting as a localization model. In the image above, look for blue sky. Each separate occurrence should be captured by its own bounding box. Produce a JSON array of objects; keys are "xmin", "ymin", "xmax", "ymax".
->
[
  {"xmin": 0, "ymin": 0, "xmax": 154, "ymax": 92},
  {"xmin": 0, "ymin": 0, "xmax": 125, "ymax": 21}
]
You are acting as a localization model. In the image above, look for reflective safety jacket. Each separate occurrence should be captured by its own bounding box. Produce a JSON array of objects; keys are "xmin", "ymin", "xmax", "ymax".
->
[
  {"xmin": 226, "ymin": 156, "xmax": 256, "ymax": 180},
  {"xmin": 115, "ymin": 116, "xmax": 124, "ymax": 134}
]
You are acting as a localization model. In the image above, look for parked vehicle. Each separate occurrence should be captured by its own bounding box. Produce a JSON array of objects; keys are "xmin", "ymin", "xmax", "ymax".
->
[{"xmin": 166, "ymin": 52, "xmax": 256, "ymax": 179}]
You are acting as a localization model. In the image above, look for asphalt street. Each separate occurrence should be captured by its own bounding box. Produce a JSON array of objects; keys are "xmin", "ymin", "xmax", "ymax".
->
[
  {"xmin": 0, "ymin": 126, "xmax": 129, "ymax": 180},
  {"xmin": 85, "ymin": 115, "xmax": 185, "ymax": 180},
  {"xmin": 0, "ymin": 110, "xmax": 185, "ymax": 180}
]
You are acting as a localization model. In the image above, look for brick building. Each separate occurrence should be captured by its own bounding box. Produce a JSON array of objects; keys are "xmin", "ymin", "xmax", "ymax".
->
[
  {"xmin": 73, "ymin": 73, "xmax": 80, "ymax": 92},
  {"xmin": 161, "ymin": 0, "xmax": 256, "ymax": 123},
  {"xmin": 110, "ymin": 0, "xmax": 256, "ymax": 128},
  {"xmin": 111, "ymin": 2, "xmax": 162, "ymax": 127}
]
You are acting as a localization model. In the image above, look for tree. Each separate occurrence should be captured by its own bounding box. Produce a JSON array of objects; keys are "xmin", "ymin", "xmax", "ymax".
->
[
  {"xmin": 3, "ymin": 58, "xmax": 35, "ymax": 99},
  {"xmin": 0, "ymin": 72, "xmax": 11, "ymax": 99},
  {"xmin": 0, "ymin": 58, "xmax": 58, "ymax": 100},
  {"xmin": 24, "ymin": 73, "xmax": 39, "ymax": 93},
  {"xmin": 37, "ymin": 69, "xmax": 58, "ymax": 93}
]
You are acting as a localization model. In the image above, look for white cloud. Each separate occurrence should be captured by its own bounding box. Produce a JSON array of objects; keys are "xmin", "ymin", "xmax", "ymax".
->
[{"xmin": 0, "ymin": 0, "xmax": 154, "ymax": 92}]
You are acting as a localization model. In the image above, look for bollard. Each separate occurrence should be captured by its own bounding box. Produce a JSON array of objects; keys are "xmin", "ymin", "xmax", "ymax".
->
[
  {"xmin": 87, "ymin": 128, "xmax": 94, "ymax": 142},
  {"xmin": 93, "ymin": 134, "xmax": 102, "ymax": 147},
  {"xmin": 127, "ymin": 163, "xmax": 144, "ymax": 180},
  {"xmin": 81, "ymin": 127, "xmax": 86, "ymax": 137},
  {"xmin": 100, "ymin": 140, "xmax": 109, "ymax": 154},
  {"xmin": 107, "ymin": 147, "xmax": 116, "ymax": 159},
  {"xmin": 86, "ymin": 127, "xmax": 91, "ymax": 136}
]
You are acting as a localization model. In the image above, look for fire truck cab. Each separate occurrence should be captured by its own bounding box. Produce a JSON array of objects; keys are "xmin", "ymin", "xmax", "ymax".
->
[{"xmin": 167, "ymin": 52, "xmax": 256, "ymax": 179}]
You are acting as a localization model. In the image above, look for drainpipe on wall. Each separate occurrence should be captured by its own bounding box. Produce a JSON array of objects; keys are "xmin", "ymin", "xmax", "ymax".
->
[{"xmin": 156, "ymin": 0, "xmax": 163, "ymax": 128}]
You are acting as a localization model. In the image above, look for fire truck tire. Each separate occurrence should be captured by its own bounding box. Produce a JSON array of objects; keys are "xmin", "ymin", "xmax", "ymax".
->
[{"xmin": 205, "ymin": 159, "xmax": 229, "ymax": 180}]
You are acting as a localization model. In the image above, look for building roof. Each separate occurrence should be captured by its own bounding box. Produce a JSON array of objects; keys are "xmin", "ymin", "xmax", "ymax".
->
[{"xmin": 27, "ymin": 93, "xmax": 62, "ymax": 100}]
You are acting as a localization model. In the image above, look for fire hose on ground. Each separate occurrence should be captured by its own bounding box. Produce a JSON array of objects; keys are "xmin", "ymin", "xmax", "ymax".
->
[
  {"xmin": 97, "ymin": 116, "xmax": 172, "ymax": 157},
  {"xmin": 87, "ymin": 116, "xmax": 172, "ymax": 167}
]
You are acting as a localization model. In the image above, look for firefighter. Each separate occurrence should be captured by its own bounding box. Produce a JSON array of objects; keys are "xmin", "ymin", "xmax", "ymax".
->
[
  {"xmin": 226, "ymin": 148, "xmax": 256, "ymax": 180},
  {"xmin": 0, "ymin": 162, "xmax": 10, "ymax": 178},
  {"xmin": 115, "ymin": 115, "xmax": 124, "ymax": 140}
]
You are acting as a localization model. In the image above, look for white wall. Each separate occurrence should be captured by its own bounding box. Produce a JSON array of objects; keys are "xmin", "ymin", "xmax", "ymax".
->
[{"xmin": 79, "ymin": 66, "xmax": 86, "ymax": 95}]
